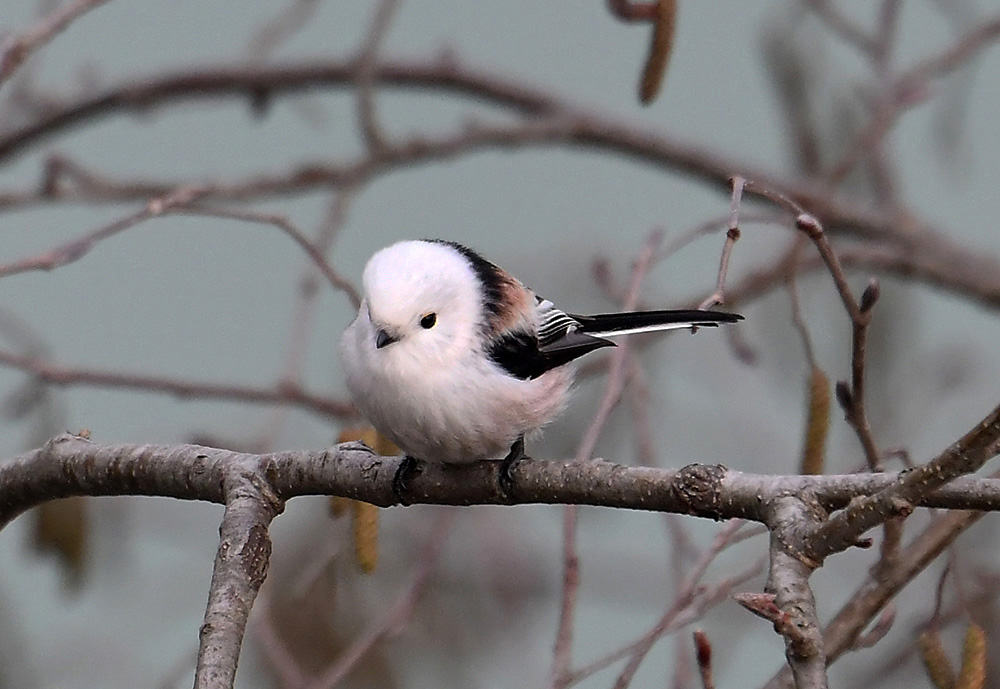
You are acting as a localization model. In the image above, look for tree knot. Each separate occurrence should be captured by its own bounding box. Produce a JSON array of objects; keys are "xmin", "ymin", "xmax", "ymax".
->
[{"xmin": 672, "ymin": 463, "xmax": 726, "ymax": 519}]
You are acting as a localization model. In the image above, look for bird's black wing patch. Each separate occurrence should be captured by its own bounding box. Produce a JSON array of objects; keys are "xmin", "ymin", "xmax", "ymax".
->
[
  {"xmin": 488, "ymin": 328, "xmax": 615, "ymax": 380},
  {"xmin": 427, "ymin": 239, "xmax": 506, "ymax": 328}
]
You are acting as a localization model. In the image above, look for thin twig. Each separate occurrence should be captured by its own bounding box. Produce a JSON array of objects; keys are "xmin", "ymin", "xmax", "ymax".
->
[
  {"xmin": 0, "ymin": 0, "xmax": 112, "ymax": 88},
  {"xmin": 354, "ymin": 0, "xmax": 400, "ymax": 151},
  {"xmin": 246, "ymin": 0, "xmax": 324, "ymax": 61},
  {"xmin": 801, "ymin": 0, "xmax": 877, "ymax": 56},
  {"xmin": 307, "ymin": 512, "xmax": 454, "ymax": 689},
  {"xmin": 611, "ymin": 521, "xmax": 752, "ymax": 689},
  {"xmin": 0, "ymin": 346, "xmax": 356, "ymax": 420},
  {"xmin": 552, "ymin": 232, "xmax": 663, "ymax": 689},
  {"xmin": 167, "ymin": 203, "xmax": 362, "ymax": 308},
  {"xmin": 698, "ymin": 176, "xmax": 743, "ymax": 310},
  {"xmin": 740, "ymin": 182, "xmax": 882, "ymax": 467},
  {"xmin": 255, "ymin": 188, "xmax": 359, "ymax": 450},
  {"xmin": 806, "ymin": 403, "xmax": 1000, "ymax": 562}
]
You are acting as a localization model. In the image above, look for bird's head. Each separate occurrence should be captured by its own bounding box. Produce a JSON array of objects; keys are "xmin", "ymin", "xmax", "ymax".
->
[{"xmin": 358, "ymin": 240, "xmax": 485, "ymax": 369}]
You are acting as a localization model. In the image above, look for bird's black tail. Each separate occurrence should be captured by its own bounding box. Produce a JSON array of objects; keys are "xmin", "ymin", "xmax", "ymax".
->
[{"xmin": 571, "ymin": 309, "xmax": 742, "ymax": 338}]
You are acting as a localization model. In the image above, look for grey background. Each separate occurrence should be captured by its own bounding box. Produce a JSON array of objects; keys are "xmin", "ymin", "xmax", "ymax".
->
[{"xmin": 1, "ymin": 1, "xmax": 998, "ymax": 688}]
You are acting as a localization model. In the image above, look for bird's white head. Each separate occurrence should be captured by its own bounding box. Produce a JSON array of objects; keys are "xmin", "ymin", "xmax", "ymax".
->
[{"xmin": 356, "ymin": 240, "xmax": 485, "ymax": 369}]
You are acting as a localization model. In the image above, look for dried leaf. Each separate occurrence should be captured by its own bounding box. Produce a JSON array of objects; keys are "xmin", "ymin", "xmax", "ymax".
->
[
  {"xmin": 956, "ymin": 623, "xmax": 987, "ymax": 689},
  {"xmin": 34, "ymin": 497, "xmax": 88, "ymax": 588},
  {"xmin": 918, "ymin": 629, "xmax": 955, "ymax": 689},
  {"xmin": 352, "ymin": 500, "xmax": 379, "ymax": 574},
  {"xmin": 333, "ymin": 427, "xmax": 397, "ymax": 573},
  {"xmin": 800, "ymin": 366, "xmax": 830, "ymax": 475}
]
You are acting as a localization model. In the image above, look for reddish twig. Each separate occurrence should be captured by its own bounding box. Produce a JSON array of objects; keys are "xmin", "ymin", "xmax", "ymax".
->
[
  {"xmin": 801, "ymin": 0, "xmax": 878, "ymax": 56},
  {"xmin": 254, "ymin": 188, "xmax": 359, "ymax": 450},
  {"xmin": 166, "ymin": 203, "xmax": 361, "ymax": 309}
]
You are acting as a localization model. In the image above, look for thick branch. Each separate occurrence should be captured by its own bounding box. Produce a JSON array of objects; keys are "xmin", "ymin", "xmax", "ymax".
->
[
  {"xmin": 762, "ymin": 509, "xmax": 984, "ymax": 689},
  {"xmin": 765, "ymin": 496, "xmax": 828, "ymax": 689},
  {"xmin": 7, "ymin": 436, "xmax": 1000, "ymax": 532},
  {"xmin": 196, "ymin": 472, "xmax": 283, "ymax": 689}
]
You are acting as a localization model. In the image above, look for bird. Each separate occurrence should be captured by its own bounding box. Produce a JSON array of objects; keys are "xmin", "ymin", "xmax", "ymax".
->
[{"xmin": 340, "ymin": 239, "xmax": 742, "ymax": 497}]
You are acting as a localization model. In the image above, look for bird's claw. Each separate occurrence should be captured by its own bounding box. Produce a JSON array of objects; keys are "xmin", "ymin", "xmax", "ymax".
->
[
  {"xmin": 392, "ymin": 456, "xmax": 420, "ymax": 505},
  {"xmin": 498, "ymin": 437, "xmax": 527, "ymax": 500}
]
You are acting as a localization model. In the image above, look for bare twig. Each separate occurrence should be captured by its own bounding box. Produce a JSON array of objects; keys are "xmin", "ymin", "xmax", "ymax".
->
[
  {"xmin": 698, "ymin": 176, "xmax": 743, "ymax": 310},
  {"xmin": 806, "ymin": 402, "xmax": 1000, "ymax": 562},
  {"xmin": 354, "ymin": 0, "xmax": 400, "ymax": 151},
  {"xmin": 166, "ymin": 203, "xmax": 362, "ymax": 308},
  {"xmin": 0, "ymin": 346, "xmax": 356, "ymax": 421},
  {"xmin": 0, "ymin": 0, "xmax": 112, "ymax": 89},
  {"xmin": 802, "ymin": 0, "xmax": 877, "ymax": 56},
  {"xmin": 611, "ymin": 521, "xmax": 754, "ymax": 689},
  {"xmin": 566, "ymin": 551, "xmax": 763, "ymax": 687},
  {"xmin": 246, "ymin": 0, "xmax": 324, "ymax": 61},
  {"xmin": 307, "ymin": 512, "xmax": 453, "ymax": 689},
  {"xmin": 0, "ymin": 189, "xmax": 361, "ymax": 308},
  {"xmin": 254, "ymin": 188, "xmax": 359, "ymax": 450},
  {"xmin": 763, "ymin": 508, "xmax": 987, "ymax": 689},
  {"xmin": 738, "ymin": 183, "xmax": 883, "ymax": 467},
  {"xmin": 552, "ymin": 232, "xmax": 663, "ymax": 689}
]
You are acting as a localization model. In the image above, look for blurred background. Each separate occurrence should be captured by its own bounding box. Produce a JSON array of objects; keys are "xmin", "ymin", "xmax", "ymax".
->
[{"xmin": 1, "ymin": 1, "xmax": 999, "ymax": 688}]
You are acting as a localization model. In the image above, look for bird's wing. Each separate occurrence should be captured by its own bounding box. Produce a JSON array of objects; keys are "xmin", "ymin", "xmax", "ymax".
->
[
  {"xmin": 535, "ymin": 297, "xmax": 583, "ymax": 348},
  {"xmin": 571, "ymin": 309, "xmax": 742, "ymax": 338},
  {"xmin": 487, "ymin": 300, "xmax": 742, "ymax": 380},
  {"xmin": 485, "ymin": 298, "xmax": 614, "ymax": 380}
]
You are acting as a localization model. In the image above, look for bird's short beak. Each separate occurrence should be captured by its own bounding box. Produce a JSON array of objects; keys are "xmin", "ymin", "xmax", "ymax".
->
[{"xmin": 375, "ymin": 328, "xmax": 399, "ymax": 349}]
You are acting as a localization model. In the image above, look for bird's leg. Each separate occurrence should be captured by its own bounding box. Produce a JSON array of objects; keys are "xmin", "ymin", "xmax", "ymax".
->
[
  {"xmin": 498, "ymin": 436, "xmax": 528, "ymax": 499},
  {"xmin": 392, "ymin": 456, "xmax": 420, "ymax": 505}
]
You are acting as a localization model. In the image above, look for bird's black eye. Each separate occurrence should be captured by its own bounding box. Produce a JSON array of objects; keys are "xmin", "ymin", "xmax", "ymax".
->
[{"xmin": 420, "ymin": 313, "xmax": 437, "ymax": 329}]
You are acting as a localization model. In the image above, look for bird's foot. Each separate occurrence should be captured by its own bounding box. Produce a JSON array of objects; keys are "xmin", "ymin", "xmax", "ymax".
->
[
  {"xmin": 392, "ymin": 455, "xmax": 421, "ymax": 505},
  {"xmin": 498, "ymin": 436, "xmax": 528, "ymax": 500}
]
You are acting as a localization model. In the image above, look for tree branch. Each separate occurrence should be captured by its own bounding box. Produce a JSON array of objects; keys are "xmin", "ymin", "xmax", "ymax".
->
[
  {"xmin": 7, "ymin": 433, "xmax": 1000, "ymax": 532},
  {"xmin": 0, "ymin": 346, "xmax": 356, "ymax": 421},
  {"xmin": 804, "ymin": 402, "xmax": 1000, "ymax": 562},
  {"xmin": 196, "ymin": 471, "xmax": 283, "ymax": 689},
  {"xmin": 764, "ymin": 496, "xmax": 828, "ymax": 689}
]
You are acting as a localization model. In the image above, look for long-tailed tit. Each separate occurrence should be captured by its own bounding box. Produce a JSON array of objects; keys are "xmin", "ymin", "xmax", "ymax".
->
[{"xmin": 340, "ymin": 239, "xmax": 742, "ymax": 494}]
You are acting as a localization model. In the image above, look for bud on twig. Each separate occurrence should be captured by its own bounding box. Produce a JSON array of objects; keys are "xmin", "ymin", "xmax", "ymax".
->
[{"xmin": 860, "ymin": 278, "xmax": 880, "ymax": 313}]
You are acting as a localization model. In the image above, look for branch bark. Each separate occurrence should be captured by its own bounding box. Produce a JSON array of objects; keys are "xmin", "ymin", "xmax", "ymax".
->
[
  {"xmin": 2, "ymin": 403, "xmax": 999, "ymax": 689},
  {"xmin": 5, "ymin": 428, "xmax": 1000, "ymax": 532}
]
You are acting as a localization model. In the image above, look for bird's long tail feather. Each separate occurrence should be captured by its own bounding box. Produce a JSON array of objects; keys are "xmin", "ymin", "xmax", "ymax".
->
[{"xmin": 572, "ymin": 309, "xmax": 742, "ymax": 338}]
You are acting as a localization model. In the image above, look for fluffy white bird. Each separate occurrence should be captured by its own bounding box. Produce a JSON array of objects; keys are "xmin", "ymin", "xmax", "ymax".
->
[{"xmin": 340, "ymin": 240, "xmax": 741, "ymax": 490}]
